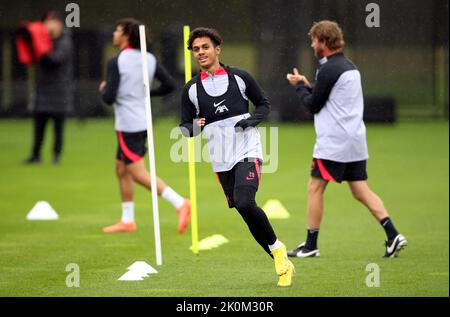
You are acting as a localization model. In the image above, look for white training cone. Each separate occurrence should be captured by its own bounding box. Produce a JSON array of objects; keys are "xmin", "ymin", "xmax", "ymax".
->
[
  {"xmin": 127, "ymin": 261, "xmax": 158, "ymax": 275},
  {"xmin": 118, "ymin": 261, "xmax": 158, "ymax": 281},
  {"xmin": 26, "ymin": 201, "xmax": 59, "ymax": 221}
]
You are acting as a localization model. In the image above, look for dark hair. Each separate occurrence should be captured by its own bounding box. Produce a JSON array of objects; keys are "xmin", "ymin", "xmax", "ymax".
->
[
  {"xmin": 308, "ymin": 20, "xmax": 345, "ymax": 51},
  {"xmin": 116, "ymin": 18, "xmax": 144, "ymax": 49},
  {"xmin": 187, "ymin": 27, "xmax": 222, "ymax": 50},
  {"xmin": 41, "ymin": 10, "xmax": 64, "ymax": 22}
]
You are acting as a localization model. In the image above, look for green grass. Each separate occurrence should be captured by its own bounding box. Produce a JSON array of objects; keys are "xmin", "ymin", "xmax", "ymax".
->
[{"xmin": 0, "ymin": 119, "xmax": 448, "ymax": 297}]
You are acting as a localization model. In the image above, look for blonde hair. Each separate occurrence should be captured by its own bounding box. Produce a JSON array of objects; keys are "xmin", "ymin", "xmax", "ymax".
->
[{"xmin": 308, "ymin": 20, "xmax": 345, "ymax": 51}]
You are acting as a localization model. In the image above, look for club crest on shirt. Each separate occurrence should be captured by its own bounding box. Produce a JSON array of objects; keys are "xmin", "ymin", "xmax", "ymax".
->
[{"xmin": 213, "ymin": 99, "xmax": 229, "ymax": 114}]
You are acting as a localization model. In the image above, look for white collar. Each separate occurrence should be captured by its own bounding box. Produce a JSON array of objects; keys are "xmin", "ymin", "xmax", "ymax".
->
[{"xmin": 319, "ymin": 56, "xmax": 328, "ymax": 65}]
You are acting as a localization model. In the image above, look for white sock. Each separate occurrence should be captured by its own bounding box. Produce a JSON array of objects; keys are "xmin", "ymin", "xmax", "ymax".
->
[
  {"xmin": 268, "ymin": 239, "xmax": 284, "ymax": 252},
  {"xmin": 161, "ymin": 187, "xmax": 185, "ymax": 209},
  {"xmin": 121, "ymin": 201, "xmax": 135, "ymax": 223}
]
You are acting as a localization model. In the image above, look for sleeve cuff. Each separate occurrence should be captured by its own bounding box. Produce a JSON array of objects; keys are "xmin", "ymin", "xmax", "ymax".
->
[{"xmin": 295, "ymin": 82, "xmax": 307, "ymax": 91}]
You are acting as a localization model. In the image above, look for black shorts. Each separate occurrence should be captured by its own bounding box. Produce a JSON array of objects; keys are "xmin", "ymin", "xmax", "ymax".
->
[
  {"xmin": 116, "ymin": 131, "xmax": 147, "ymax": 165},
  {"xmin": 216, "ymin": 158, "xmax": 262, "ymax": 208},
  {"xmin": 311, "ymin": 158, "xmax": 368, "ymax": 183}
]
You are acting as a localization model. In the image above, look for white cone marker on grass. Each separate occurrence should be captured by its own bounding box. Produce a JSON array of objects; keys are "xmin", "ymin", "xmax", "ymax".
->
[
  {"xmin": 26, "ymin": 201, "xmax": 59, "ymax": 220},
  {"xmin": 118, "ymin": 261, "xmax": 158, "ymax": 281}
]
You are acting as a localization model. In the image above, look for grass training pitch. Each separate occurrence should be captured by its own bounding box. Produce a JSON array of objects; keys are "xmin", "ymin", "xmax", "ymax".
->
[{"xmin": 0, "ymin": 119, "xmax": 448, "ymax": 297}]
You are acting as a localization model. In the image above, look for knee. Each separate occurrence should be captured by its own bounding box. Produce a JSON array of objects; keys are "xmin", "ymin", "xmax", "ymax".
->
[
  {"xmin": 351, "ymin": 190, "xmax": 365, "ymax": 202},
  {"xmin": 233, "ymin": 188, "xmax": 256, "ymax": 211},
  {"xmin": 126, "ymin": 166, "xmax": 146, "ymax": 184},
  {"xmin": 308, "ymin": 182, "xmax": 324, "ymax": 197},
  {"xmin": 116, "ymin": 164, "xmax": 127, "ymax": 178},
  {"xmin": 234, "ymin": 196, "xmax": 253, "ymax": 211},
  {"xmin": 125, "ymin": 167, "xmax": 139, "ymax": 181}
]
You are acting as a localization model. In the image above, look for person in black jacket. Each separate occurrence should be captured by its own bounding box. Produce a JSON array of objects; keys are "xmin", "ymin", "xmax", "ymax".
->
[
  {"xmin": 25, "ymin": 11, "xmax": 73, "ymax": 165},
  {"xmin": 180, "ymin": 27, "xmax": 294, "ymax": 287}
]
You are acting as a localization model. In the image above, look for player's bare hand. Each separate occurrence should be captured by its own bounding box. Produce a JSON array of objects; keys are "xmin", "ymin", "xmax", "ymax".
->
[
  {"xmin": 98, "ymin": 81, "xmax": 106, "ymax": 92},
  {"xmin": 286, "ymin": 68, "xmax": 311, "ymax": 87},
  {"xmin": 196, "ymin": 118, "xmax": 206, "ymax": 127}
]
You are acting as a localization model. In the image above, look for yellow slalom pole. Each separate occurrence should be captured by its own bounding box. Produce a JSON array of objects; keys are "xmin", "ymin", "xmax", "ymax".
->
[{"xmin": 183, "ymin": 25, "xmax": 199, "ymax": 254}]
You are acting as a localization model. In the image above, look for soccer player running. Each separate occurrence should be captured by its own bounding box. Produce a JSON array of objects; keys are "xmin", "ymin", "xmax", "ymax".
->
[
  {"xmin": 180, "ymin": 27, "xmax": 294, "ymax": 287},
  {"xmin": 286, "ymin": 20, "xmax": 407, "ymax": 258},
  {"xmin": 99, "ymin": 18, "xmax": 190, "ymax": 234}
]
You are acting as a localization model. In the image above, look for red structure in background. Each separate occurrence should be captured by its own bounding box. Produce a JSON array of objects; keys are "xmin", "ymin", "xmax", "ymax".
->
[{"xmin": 16, "ymin": 21, "xmax": 53, "ymax": 65}]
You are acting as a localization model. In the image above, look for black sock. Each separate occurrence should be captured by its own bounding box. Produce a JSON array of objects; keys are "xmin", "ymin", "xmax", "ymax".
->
[
  {"xmin": 380, "ymin": 217, "xmax": 399, "ymax": 241},
  {"xmin": 305, "ymin": 229, "xmax": 319, "ymax": 250}
]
